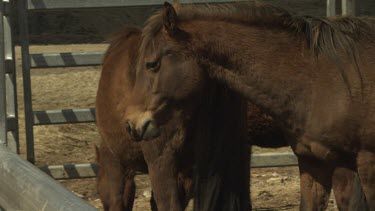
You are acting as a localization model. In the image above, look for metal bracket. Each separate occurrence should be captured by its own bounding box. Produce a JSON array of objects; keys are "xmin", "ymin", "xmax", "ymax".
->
[
  {"xmin": 6, "ymin": 116, "xmax": 16, "ymax": 132},
  {"xmin": 3, "ymin": 1, "xmax": 10, "ymax": 16},
  {"xmin": 4, "ymin": 59, "xmax": 13, "ymax": 73}
]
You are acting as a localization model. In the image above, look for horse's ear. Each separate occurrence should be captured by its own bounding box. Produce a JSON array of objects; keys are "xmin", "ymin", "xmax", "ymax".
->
[{"xmin": 163, "ymin": 2, "xmax": 179, "ymax": 37}]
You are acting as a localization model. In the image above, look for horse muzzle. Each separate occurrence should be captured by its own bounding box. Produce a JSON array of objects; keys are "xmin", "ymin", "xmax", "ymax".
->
[{"xmin": 126, "ymin": 112, "xmax": 160, "ymax": 142}]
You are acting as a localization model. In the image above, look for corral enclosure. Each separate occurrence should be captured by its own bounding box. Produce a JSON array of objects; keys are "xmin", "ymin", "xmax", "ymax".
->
[{"xmin": 2, "ymin": 0, "xmax": 373, "ymax": 210}]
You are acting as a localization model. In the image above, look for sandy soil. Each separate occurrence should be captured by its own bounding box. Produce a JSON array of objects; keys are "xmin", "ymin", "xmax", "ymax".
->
[{"xmin": 13, "ymin": 44, "xmax": 338, "ymax": 210}]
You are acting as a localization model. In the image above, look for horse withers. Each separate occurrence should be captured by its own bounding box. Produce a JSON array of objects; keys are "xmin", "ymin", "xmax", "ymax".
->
[{"xmin": 126, "ymin": 2, "xmax": 373, "ymax": 210}]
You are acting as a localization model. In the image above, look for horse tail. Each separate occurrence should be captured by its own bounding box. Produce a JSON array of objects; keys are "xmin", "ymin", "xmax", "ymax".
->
[{"xmin": 192, "ymin": 85, "xmax": 250, "ymax": 211}]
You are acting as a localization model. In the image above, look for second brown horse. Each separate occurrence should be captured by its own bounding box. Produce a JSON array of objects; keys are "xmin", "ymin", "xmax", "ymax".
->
[{"xmin": 96, "ymin": 19, "xmax": 366, "ymax": 210}]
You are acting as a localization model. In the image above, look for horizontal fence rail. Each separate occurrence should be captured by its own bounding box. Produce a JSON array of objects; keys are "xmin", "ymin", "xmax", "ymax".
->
[
  {"xmin": 33, "ymin": 108, "xmax": 96, "ymax": 125},
  {"xmin": 30, "ymin": 52, "xmax": 104, "ymax": 68},
  {"xmin": 40, "ymin": 153, "xmax": 298, "ymax": 180},
  {"xmin": 250, "ymin": 152, "xmax": 297, "ymax": 168},
  {"xmin": 40, "ymin": 163, "xmax": 98, "ymax": 180},
  {"xmin": 27, "ymin": 0, "xmax": 248, "ymax": 10},
  {"xmin": 0, "ymin": 145, "xmax": 96, "ymax": 210}
]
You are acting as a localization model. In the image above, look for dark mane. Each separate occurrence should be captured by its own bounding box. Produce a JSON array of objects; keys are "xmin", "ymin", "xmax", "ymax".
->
[
  {"xmin": 142, "ymin": 2, "xmax": 375, "ymax": 54},
  {"xmin": 141, "ymin": 1, "xmax": 375, "ymax": 94}
]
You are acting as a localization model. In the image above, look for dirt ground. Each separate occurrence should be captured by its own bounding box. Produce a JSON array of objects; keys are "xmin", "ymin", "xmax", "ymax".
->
[{"xmin": 13, "ymin": 44, "xmax": 338, "ymax": 211}]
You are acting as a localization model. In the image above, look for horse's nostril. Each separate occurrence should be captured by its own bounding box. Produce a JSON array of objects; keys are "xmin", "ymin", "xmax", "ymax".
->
[
  {"xmin": 139, "ymin": 118, "xmax": 160, "ymax": 140},
  {"xmin": 126, "ymin": 121, "xmax": 132, "ymax": 133},
  {"xmin": 141, "ymin": 120, "xmax": 152, "ymax": 136},
  {"xmin": 126, "ymin": 121, "xmax": 142, "ymax": 142}
]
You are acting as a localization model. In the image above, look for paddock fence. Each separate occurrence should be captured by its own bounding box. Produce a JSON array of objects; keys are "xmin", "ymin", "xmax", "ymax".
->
[{"xmin": 0, "ymin": 0, "xmax": 358, "ymax": 209}]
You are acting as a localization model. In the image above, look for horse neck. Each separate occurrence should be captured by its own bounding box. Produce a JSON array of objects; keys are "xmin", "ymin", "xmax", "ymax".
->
[{"xmin": 187, "ymin": 21, "xmax": 314, "ymax": 126}]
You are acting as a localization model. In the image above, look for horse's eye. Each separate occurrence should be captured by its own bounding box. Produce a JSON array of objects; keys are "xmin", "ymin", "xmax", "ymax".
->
[{"xmin": 146, "ymin": 60, "xmax": 160, "ymax": 71}]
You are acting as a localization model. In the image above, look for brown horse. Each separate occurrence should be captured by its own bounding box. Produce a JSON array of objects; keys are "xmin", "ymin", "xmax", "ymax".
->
[
  {"xmin": 95, "ymin": 26, "xmax": 194, "ymax": 211},
  {"xmin": 126, "ymin": 2, "xmax": 375, "ymax": 211},
  {"xmin": 96, "ymin": 10, "xmax": 368, "ymax": 210}
]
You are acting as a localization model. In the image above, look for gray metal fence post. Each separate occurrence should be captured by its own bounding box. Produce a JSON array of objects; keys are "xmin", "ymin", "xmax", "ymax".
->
[
  {"xmin": 0, "ymin": 0, "xmax": 20, "ymax": 153},
  {"xmin": 0, "ymin": 0, "xmax": 6, "ymax": 146},
  {"xmin": 342, "ymin": 0, "xmax": 358, "ymax": 16},
  {"xmin": 4, "ymin": 0, "xmax": 19, "ymax": 153},
  {"xmin": 18, "ymin": 0, "xmax": 35, "ymax": 162},
  {"xmin": 327, "ymin": 0, "xmax": 336, "ymax": 16}
]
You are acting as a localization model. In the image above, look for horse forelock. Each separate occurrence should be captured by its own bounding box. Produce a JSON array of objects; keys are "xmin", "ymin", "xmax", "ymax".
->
[{"xmin": 138, "ymin": 10, "xmax": 164, "ymax": 62}]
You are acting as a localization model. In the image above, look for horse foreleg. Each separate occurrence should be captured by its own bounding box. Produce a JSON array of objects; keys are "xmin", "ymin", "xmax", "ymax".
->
[
  {"xmin": 122, "ymin": 175, "xmax": 136, "ymax": 211},
  {"xmin": 108, "ymin": 166, "xmax": 136, "ymax": 211},
  {"xmin": 177, "ymin": 170, "xmax": 194, "ymax": 209},
  {"xmin": 96, "ymin": 144, "xmax": 136, "ymax": 211},
  {"xmin": 142, "ymin": 152, "xmax": 184, "ymax": 211},
  {"xmin": 150, "ymin": 191, "xmax": 158, "ymax": 211},
  {"xmin": 149, "ymin": 170, "xmax": 193, "ymax": 211},
  {"xmin": 332, "ymin": 166, "xmax": 368, "ymax": 211},
  {"xmin": 298, "ymin": 156, "xmax": 333, "ymax": 211},
  {"xmin": 357, "ymin": 150, "xmax": 375, "ymax": 210}
]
